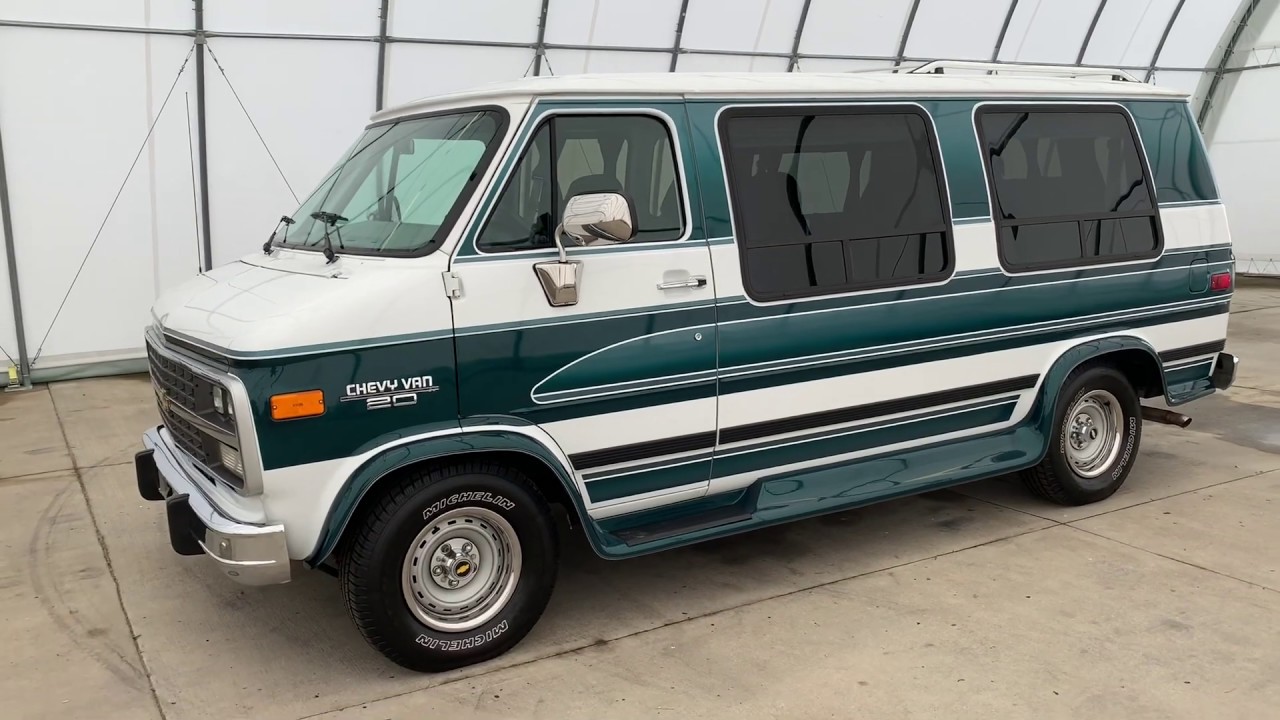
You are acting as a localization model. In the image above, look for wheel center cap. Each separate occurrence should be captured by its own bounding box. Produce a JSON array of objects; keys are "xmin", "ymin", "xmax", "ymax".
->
[
  {"xmin": 1070, "ymin": 413, "xmax": 1100, "ymax": 451},
  {"xmin": 428, "ymin": 538, "xmax": 482, "ymax": 589}
]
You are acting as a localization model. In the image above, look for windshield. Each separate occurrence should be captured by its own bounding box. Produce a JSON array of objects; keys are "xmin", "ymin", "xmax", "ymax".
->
[{"xmin": 283, "ymin": 108, "xmax": 506, "ymax": 256}]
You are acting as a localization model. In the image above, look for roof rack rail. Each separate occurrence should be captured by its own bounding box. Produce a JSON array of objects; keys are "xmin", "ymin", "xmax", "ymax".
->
[{"xmin": 908, "ymin": 60, "xmax": 1142, "ymax": 84}]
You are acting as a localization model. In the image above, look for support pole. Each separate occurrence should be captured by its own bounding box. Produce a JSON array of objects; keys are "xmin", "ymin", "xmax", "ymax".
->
[
  {"xmin": 1145, "ymin": 0, "xmax": 1188, "ymax": 82},
  {"xmin": 0, "ymin": 114, "xmax": 31, "ymax": 387},
  {"xmin": 1077, "ymin": 0, "xmax": 1108, "ymax": 65},
  {"xmin": 375, "ymin": 0, "xmax": 389, "ymax": 111},
  {"xmin": 194, "ymin": 0, "xmax": 212, "ymax": 271},
  {"xmin": 787, "ymin": 0, "xmax": 814, "ymax": 72},
  {"xmin": 532, "ymin": 0, "xmax": 551, "ymax": 76},
  {"xmin": 669, "ymin": 0, "xmax": 691, "ymax": 72},
  {"xmin": 893, "ymin": 0, "xmax": 924, "ymax": 71},
  {"xmin": 991, "ymin": 0, "xmax": 1021, "ymax": 63},
  {"xmin": 1200, "ymin": 0, "xmax": 1263, "ymax": 126}
]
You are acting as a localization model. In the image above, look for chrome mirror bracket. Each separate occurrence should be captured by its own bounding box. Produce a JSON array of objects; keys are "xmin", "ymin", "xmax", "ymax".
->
[
  {"xmin": 533, "ymin": 256, "xmax": 582, "ymax": 307},
  {"xmin": 533, "ymin": 222, "xmax": 582, "ymax": 306}
]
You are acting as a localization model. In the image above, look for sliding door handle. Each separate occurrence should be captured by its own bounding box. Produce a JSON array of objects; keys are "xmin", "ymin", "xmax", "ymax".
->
[{"xmin": 657, "ymin": 275, "xmax": 708, "ymax": 290}]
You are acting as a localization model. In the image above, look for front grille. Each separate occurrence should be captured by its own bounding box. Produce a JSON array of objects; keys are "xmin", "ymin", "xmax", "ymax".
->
[
  {"xmin": 147, "ymin": 343, "xmax": 203, "ymax": 414},
  {"xmin": 147, "ymin": 343, "xmax": 214, "ymax": 466},
  {"xmin": 146, "ymin": 339, "xmax": 242, "ymax": 489},
  {"xmin": 165, "ymin": 410, "xmax": 217, "ymax": 467}
]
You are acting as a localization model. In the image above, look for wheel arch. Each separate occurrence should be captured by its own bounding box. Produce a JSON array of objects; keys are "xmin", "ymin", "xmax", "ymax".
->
[
  {"xmin": 307, "ymin": 429, "xmax": 598, "ymax": 566},
  {"xmin": 1028, "ymin": 335, "xmax": 1164, "ymax": 459}
]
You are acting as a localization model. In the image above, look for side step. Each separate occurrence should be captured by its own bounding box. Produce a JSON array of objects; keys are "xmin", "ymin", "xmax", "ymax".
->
[{"xmin": 612, "ymin": 505, "xmax": 752, "ymax": 546}]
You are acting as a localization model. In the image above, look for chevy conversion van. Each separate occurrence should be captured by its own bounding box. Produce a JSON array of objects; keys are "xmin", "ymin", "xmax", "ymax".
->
[{"xmin": 135, "ymin": 62, "xmax": 1238, "ymax": 671}]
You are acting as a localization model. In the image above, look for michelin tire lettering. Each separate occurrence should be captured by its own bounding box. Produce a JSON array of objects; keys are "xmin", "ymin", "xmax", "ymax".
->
[
  {"xmin": 1113, "ymin": 417, "xmax": 1138, "ymax": 480},
  {"xmin": 423, "ymin": 492, "xmax": 516, "ymax": 520},
  {"xmin": 416, "ymin": 620, "xmax": 510, "ymax": 651}
]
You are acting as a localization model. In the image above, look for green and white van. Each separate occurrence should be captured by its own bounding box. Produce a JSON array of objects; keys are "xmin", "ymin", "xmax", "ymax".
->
[{"xmin": 135, "ymin": 62, "xmax": 1239, "ymax": 672}]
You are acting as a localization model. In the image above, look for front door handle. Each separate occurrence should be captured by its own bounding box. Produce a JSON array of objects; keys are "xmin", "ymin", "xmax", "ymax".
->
[{"xmin": 657, "ymin": 275, "xmax": 708, "ymax": 290}]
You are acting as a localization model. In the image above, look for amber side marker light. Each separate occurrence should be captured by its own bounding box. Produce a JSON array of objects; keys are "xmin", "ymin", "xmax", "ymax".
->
[{"xmin": 271, "ymin": 390, "xmax": 325, "ymax": 421}]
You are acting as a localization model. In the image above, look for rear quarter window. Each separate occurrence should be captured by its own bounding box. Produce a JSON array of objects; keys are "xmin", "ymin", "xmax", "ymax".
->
[{"xmin": 976, "ymin": 104, "xmax": 1164, "ymax": 272}]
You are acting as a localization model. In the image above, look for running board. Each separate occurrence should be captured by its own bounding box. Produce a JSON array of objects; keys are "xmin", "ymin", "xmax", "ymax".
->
[{"xmin": 612, "ymin": 505, "xmax": 753, "ymax": 546}]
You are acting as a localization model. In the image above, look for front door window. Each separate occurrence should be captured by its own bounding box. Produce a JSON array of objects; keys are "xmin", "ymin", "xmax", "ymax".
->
[{"xmin": 477, "ymin": 114, "xmax": 685, "ymax": 253}]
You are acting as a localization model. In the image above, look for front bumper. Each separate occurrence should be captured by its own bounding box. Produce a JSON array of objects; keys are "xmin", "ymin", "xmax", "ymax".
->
[
  {"xmin": 136, "ymin": 426, "xmax": 290, "ymax": 585},
  {"xmin": 1212, "ymin": 352, "xmax": 1239, "ymax": 390}
]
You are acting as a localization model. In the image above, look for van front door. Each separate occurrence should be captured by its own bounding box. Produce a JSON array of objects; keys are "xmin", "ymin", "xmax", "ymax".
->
[{"xmin": 450, "ymin": 104, "xmax": 717, "ymax": 516}]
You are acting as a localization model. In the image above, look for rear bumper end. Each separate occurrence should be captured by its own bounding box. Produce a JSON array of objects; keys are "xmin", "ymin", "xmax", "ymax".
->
[
  {"xmin": 1212, "ymin": 352, "xmax": 1239, "ymax": 391},
  {"xmin": 136, "ymin": 427, "xmax": 290, "ymax": 585}
]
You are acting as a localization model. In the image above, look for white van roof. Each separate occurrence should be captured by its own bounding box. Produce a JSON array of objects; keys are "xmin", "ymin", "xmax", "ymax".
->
[{"xmin": 373, "ymin": 67, "xmax": 1187, "ymax": 124}]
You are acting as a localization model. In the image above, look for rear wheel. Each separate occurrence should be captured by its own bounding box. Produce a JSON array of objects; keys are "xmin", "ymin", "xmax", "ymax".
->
[
  {"xmin": 1021, "ymin": 365, "xmax": 1142, "ymax": 506},
  {"xmin": 339, "ymin": 462, "xmax": 558, "ymax": 672}
]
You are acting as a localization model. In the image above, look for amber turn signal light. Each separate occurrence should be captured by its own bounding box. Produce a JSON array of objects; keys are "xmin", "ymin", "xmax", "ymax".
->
[{"xmin": 271, "ymin": 390, "xmax": 324, "ymax": 421}]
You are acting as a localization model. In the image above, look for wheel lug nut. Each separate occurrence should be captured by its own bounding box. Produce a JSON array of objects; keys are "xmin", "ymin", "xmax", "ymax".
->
[
  {"xmin": 431, "ymin": 565, "xmax": 444, "ymax": 576},
  {"xmin": 461, "ymin": 542, "xmax": 473, "ymax": 554},
  {"xmin": 440, "ymin": 544, "xmax": 456, "ymax": 559},
  {"xmin": 448, "ymin": 578, "xmax": 459, "ymax": 587}
]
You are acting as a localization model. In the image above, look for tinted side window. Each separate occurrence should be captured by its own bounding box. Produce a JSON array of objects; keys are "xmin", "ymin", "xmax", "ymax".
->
[
  {"xmin": 977, "ymin": 107, "xmax": 1162, "ymax": 271},
  {"xmin": 1126, "ymin": 101, "xmax": 1218, "ymax": 204},
  {"xmin": 478, "ymin": 125, "xmax": 554, "ymax": 252},
  {"xmin": 478, "ymin": 114, "xmax": 684, "ymax": 252},
  {"xmin": 720, "ymin": 107, "xmax": 952, "ymax": 301}
]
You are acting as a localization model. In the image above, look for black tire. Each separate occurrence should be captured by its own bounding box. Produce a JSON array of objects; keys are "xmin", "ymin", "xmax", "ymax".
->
[
  {"xmin": 1021, "ymin": 364, "xmax": 1142, "ymax": 506},
  {"xmin": 339, "ymin": 461, "xmax": 558, "ymax": 672}
]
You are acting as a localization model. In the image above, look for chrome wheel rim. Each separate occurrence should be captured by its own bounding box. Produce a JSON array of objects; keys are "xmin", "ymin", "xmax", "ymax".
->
[
  {"xmin": 1065, "ymin": 390, "xmax": 1124, "ymax": 479},
  {"xmin": 401, "ymin": 507, "xmax": 521, "ymax": 633}
]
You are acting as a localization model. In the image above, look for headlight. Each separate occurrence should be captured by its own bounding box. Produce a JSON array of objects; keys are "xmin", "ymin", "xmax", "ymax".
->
[
  {"xmin": 218, "ymin": 443, "xmax": 244, "ymax": 478},
  {"xmin": 212, "ymin": 386, "xmax": 232, "ymax": 418}
]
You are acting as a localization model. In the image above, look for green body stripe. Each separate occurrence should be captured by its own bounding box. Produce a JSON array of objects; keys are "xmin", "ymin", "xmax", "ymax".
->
[
  {"xmin": 710, "ymin": 400, "xmax": 1017, "ymax": 480},
  {"xmin": 586, "ymin": 461, "xmax": 711, "ymax": 503},
  {"xmin": 583, "ymin": 397, "xmax": 1020, "ymax": 502}
]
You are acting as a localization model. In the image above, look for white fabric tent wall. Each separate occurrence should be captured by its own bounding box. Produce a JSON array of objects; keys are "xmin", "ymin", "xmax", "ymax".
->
[
  {"xmin": 1202, "ymin": 0, "xmax": 1280, "ymax": 276},
  {"xmin": 0, "ymin": 0, "xmax": 1267, "ymax": 385},
  {"xmin": 0, "ymin": 23, "xmax": 200, "ymax": 381}
]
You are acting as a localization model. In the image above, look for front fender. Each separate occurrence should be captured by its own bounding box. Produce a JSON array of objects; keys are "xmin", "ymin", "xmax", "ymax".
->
[{"xmin": 307, "ymin": 429, "xmax": 597, "ymax": 565}]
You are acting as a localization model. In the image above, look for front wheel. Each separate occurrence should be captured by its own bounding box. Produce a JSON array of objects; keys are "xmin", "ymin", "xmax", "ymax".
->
[
  {"xmin": 339, "ymin": 462, "xmax": 559, "ymax": 672},
  {"xmin": 1021, "ymin": 365, "xmax": 1142, "ymax": 506}
]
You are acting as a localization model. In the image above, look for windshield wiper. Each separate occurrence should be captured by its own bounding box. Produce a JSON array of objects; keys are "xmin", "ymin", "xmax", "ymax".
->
[
  {"xmin": 262, "ymin": 215, "xmax": 296, "ymax": 255},
  {"xmin": 311, "ymin": 210, "xmax": 348, "ymax": 264}
]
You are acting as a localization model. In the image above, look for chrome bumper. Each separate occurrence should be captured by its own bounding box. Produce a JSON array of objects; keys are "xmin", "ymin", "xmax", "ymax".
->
[{"xmin": 137, "ymin": 426, "xmax": 290, "ymax": 585}]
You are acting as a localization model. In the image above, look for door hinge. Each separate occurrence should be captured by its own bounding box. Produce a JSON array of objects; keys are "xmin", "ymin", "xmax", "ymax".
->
[{"xmin": 442, "ymin": 271, "xmax": 463, "ymax": 299}]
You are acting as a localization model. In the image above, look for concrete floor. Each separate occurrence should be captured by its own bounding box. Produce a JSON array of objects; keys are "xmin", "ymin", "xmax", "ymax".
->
[{"xmin": 3, "ymin": 285, "xmax": 1279, "ymax": 720}]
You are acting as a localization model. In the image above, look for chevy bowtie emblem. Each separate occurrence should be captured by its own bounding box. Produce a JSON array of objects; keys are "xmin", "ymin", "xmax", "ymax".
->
[{"xmin": 157, "ymin": 389, "xmax": 172, "ymax": 414}]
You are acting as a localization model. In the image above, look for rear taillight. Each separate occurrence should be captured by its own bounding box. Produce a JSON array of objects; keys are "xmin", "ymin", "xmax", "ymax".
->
[{"xmin": 1210, "ymin": 271, "xmax": 1232, "ymax": 292}]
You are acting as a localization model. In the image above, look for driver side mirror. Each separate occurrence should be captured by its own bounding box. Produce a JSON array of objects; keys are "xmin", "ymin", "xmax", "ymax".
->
[
  {"xmin": 533, "ymin": 192, "xmax": 637, "ymax": 307},
  {"xmin": 560, "ymin": 192, "xmax": 637, "ymax": 247}
]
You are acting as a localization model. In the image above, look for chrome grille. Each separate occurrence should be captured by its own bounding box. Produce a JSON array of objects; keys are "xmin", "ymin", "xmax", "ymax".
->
[
  {"xmin": 145, "ymin": 339, "xmax": 242, "ymax": 489},
  {"xmin": 147, "ymin": 343, "xmax": 205, "ymax": 415},
  {"xmin": 164, "ymin": 409, "xmax": 217, "ymax": 467},
  {"xmin": 147, "ymin": 342, "xmax": 213, "ymax": 465}
]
